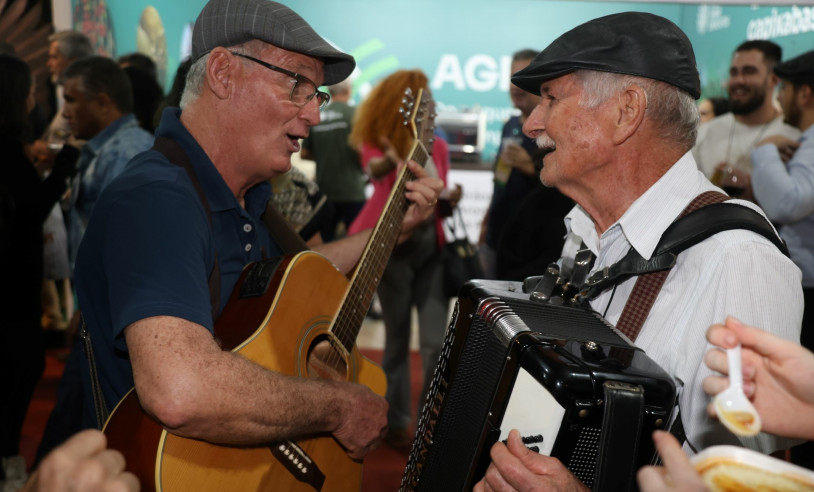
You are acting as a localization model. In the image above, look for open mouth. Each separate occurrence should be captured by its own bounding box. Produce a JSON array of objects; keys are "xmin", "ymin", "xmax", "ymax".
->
[
  {"xmin": 287, "ymin": 134, "xmax": 302, "ymax": 152},
  {"xmin": 729, "ymin": 86, "xmax": 751, "ymax": 99}
]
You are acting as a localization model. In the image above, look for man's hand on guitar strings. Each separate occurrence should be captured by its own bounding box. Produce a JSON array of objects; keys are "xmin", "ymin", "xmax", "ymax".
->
[
  {"xmin": 398, "ymin": 160, "xmax": 444, "ymax": 244},
  {"xmin": 329, "ymin": 381, "xmax": 389, "ymax": 460}
]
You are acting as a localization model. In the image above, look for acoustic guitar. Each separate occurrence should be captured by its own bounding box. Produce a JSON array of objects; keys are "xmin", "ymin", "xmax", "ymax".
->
[{"xmin": 102, "ymin": 87, "xmax": 436, "ymax": 491}]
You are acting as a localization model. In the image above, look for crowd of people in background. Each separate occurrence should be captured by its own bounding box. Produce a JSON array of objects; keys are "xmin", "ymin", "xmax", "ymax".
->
[{"xmin": 3, "ymin": 2, "xmax": 814, "ymax": 492}]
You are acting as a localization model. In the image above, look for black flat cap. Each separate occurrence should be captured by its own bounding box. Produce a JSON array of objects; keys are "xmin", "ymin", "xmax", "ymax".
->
[
  {"xmin": 512, "ymin": 12, "xmax": 700, "ymax": 99},
  {"xmin": 191, "ymin": 0, "xmax": 355, "ymax": 85},
  {"xmin": 774, "ymin": 50, "xmax": 814, "ymax": 87}
]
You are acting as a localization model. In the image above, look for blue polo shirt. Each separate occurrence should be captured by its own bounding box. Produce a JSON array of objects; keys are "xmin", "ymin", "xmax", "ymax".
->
[{"xmin": 75, "ymin": 108, "xmax": 280, "ymax": 426}]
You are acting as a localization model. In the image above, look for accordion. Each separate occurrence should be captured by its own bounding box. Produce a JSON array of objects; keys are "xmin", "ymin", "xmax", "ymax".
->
[{"xmin": 400, "ymin": 279, "xmax": 677, "ymax": 492}]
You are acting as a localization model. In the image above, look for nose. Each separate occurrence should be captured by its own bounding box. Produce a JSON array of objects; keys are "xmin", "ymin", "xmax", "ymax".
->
[
  {"xmin": 522, "ymin": 104, "xmax": 546, "ymax": 139},
  {"xmin": 299, "ymin": 97, "xmax": 321, "ymax": 126}
]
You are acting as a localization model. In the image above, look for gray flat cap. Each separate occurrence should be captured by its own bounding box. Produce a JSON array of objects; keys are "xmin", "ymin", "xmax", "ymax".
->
[{"xmin": 191, "ymin": 0, "xmax": 355, "ymax": 85}]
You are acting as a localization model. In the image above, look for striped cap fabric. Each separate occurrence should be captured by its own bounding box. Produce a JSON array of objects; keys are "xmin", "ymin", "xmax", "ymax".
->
[{"xmin": 191, "ymin": 0, "xmax": 355, "ymax": 85}]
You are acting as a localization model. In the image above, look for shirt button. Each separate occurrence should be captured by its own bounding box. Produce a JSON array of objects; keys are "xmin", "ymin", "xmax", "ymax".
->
[
  {"xmin": 244, "ymin": 224, "xmax": 252, "ymax": 233},
  {"xmin": 245, "ymin": 243, "xmax": 252, "ymax": 252}
]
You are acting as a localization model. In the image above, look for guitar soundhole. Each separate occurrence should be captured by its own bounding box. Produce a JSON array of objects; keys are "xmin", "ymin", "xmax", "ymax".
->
[{"xmin": 306, "ymin": 336, "xmax": 349, "ymax": 382}]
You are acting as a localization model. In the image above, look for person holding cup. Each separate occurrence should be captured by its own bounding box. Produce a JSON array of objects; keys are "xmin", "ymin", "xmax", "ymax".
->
[{"xmin": 479, "ymin": 49, "xmax": 572, "ymax": 281}]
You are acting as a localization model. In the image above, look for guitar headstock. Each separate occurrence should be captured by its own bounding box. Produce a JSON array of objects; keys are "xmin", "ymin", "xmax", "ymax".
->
[{"xmin": 400, "ymin": 87, "xmax": 436, "ymax": 155}]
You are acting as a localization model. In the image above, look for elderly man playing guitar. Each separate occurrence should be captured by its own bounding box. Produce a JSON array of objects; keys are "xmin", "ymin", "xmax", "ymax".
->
[{"xmin": 71, "ymin": 0, "xmax": 443, "ymax": 490}]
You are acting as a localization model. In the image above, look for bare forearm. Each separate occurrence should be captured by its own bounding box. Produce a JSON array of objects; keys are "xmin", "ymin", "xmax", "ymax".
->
[
  {"xmin": 127, "ymin": 317, "xmax": 347, "ymax": 445},
  {"xmin": 162, "ymin": 352, "xmax": 348, "ymax": 444},
  {"xmin": 312, "ymin": 229, "xmax": 372, "ymax": 275}
]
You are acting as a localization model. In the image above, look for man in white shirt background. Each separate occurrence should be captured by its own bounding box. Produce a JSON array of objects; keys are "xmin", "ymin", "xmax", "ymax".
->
[{"xmin": 692, "ymin": 40, "xmax": 799, "ymax": 200}]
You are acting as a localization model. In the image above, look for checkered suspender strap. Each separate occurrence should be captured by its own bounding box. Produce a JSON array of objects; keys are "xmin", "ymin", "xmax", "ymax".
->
[{"xmin": 615, "ymin": 191, "xmax": 729, "ymax": 341}]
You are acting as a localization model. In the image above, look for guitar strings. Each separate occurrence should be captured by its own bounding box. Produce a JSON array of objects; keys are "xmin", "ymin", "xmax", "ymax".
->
[{"xmin": 325, "ymin": 143, "xmax": 427, "ymax": 374}]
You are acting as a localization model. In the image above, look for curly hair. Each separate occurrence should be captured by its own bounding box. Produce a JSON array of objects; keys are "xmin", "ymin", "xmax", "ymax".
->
[{"xmin": 349, "ymin": 69, "xmax": 429, "ymax": 159}]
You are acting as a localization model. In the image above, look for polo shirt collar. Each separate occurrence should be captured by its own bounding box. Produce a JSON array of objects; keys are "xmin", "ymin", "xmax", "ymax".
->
[{"xmin": 155, "ymin": 108, "xmax": 271, "ymax": 218}]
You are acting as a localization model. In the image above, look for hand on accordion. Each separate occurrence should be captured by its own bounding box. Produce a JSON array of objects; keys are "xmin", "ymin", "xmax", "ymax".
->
[{"xmin": 473, "ymin": 429, "xmax": 590, "ymax": 492}]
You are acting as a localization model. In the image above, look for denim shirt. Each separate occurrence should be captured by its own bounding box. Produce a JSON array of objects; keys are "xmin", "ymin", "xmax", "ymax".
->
[{"xmin": 68, "ymin": 113, "xmax": 153, "ymax": 267}]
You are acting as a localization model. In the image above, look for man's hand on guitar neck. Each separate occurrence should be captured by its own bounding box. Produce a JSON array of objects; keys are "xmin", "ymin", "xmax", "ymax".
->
[{"xmin": 398, "ymin": 160, "xmax": 444, "ymax": 244}]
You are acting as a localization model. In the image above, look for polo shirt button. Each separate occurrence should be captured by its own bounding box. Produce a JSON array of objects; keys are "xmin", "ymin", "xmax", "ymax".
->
[
  {"xmin": 244, "ymin": 224, "xmax": 252, "ymax": 233},
  {"xmin": 245, "ymin": 243, "xmax": 252, "ymax": 252}
]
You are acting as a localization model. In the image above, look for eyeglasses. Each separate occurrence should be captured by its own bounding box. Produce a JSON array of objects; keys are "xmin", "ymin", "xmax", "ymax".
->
[{"xmin": 231, "ymin": 52, "xmax": 330, "ymax": 110}]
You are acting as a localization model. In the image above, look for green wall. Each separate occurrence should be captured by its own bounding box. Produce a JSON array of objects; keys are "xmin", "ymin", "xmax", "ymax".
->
[{"xmin": 73, "ymin": 0, "xmax": 814, "ymax": 161}]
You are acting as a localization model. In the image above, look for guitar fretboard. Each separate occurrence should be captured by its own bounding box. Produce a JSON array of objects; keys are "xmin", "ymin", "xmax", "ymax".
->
[{"xmin": 332, "ymin": 140, "xmax": 430, "ymax": 352}]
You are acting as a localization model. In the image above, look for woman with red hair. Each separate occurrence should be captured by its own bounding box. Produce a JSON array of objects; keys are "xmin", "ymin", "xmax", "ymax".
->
[{"xmin": 349, "ymin": 69, "xmax": 457, "ymax": 449}]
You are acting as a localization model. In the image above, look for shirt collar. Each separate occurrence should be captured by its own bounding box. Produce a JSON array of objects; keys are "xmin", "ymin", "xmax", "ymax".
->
[
  {"xmin": 566, "ymin": 151, "xmax": 704, "ymax": 260},
  {"xmin": 155, "ymin": 108, "xmax": 271, "ymax": 215},
  {"xmin": 83, "ymin": 114, "xmax": 139, "ymax": 155}
]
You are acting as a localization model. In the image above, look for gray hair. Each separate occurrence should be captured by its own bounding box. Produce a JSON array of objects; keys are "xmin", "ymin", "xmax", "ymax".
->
[
  {"xmin": 179, "ymin": 41, "xmax": 263, "ymax": 109},
  {"xmin": 49, "ymin": 31, "xmax": 93, "ymax": 59},
  {"xmin": 179, "ymin": 54, "xmax": 208, "ymax": 109},
  {"xmin": 573, "ymin": 70, "xmax": 699, "ymax": 151},
  {"xmin": 328, "ymin": 79, "xmax": 351, "ymax": 96}
]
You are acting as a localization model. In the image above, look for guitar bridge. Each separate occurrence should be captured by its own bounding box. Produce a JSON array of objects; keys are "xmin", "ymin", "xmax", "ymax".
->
[{"xmin": 269, "ymin": 440, "xmax": 326, "ymax": 490}]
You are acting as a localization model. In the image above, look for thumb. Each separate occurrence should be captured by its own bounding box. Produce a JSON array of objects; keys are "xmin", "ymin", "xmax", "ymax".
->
[
  {"xmin": 506, "ymin": 429, "xmax": 535, "ymax": 463},
  {"xmin": 726, "ymin": 316, "xmax": 796, "ymax": 359}
]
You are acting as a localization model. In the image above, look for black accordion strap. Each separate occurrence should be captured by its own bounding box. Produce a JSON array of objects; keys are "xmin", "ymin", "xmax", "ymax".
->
[{"xmin": 594, "ymin": 381, "xmax": 645, "ymax": 492}]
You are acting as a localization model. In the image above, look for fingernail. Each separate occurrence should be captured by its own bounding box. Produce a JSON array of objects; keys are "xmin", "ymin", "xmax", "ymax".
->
[{"xmin": 743, "ymin": 365, "xmax": 756, "ymax": 379}]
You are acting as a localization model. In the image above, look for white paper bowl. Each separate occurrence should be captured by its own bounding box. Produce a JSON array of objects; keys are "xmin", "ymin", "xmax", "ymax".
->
[{"xmin": 691, "ymin": 445, "xmax": 814, "ymax": 491}]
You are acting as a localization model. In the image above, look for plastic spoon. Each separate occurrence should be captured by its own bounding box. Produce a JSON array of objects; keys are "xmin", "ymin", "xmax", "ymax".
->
[{"xmin": 714, "ymin": 344, "xmax": 762, "ymax": 436}]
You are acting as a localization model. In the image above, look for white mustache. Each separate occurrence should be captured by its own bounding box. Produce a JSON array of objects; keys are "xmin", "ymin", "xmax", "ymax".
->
[{"xmin": 536, "ymin": 135, "xmax": 556, "ymax": 151}]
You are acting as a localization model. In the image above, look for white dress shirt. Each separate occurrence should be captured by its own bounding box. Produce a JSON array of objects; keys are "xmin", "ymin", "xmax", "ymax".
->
[
  {"xmin": 565, "ymin": 151, "xmax": 803, "ymax": 454},
  {"xmin": 693, "ymin": 113, "xmax": 800, "ymax": 178}
]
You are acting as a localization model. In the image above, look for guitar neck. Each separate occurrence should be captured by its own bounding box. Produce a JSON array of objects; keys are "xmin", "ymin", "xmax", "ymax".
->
[{"xmin": 332, "ymin": 140, "xmax": 430, "ymax": 352}]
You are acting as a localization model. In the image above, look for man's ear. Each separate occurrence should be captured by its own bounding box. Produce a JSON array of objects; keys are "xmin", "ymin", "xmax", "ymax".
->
[
  {"xmin": 206, "ymin": 48, "xmax": 234, "ymax": 100},
  {"xmin": 770, "ymin": 72, "xmax": 780, "ymax": 90},
  {"xmin": 94, "ymin": 91, "xmax": 113, "ymax": 110},
  {"xmin": 612, "ymin": 84, "xmax": 646, "ymax": 145},
  {"xmin": 798, "ymin": 84, "xmax": 814, "ymax": 108},
  {"xmin": 93, "ymin": 91, "xmax": 119, "ymax": 119}
]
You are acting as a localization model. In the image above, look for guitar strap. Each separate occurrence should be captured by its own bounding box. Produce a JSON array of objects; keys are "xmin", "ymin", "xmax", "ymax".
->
[
  {"xmin": 84, "ymin": 136, "xmax": 307, "ymax": 429},
  {"xmin": 151, "ymin": 136, "xmax": 308, "ymax": 316}
]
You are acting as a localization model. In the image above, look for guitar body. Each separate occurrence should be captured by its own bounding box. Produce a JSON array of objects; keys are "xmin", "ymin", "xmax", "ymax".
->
[
  {"xmin": 104, "ymin": 251, "xmax": 386, "ymax": 491},
  {"xmin": 105, "ymin": 87, "xmax": 434, "ymax": 490}
]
